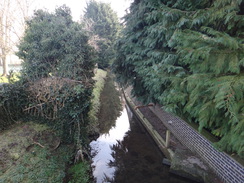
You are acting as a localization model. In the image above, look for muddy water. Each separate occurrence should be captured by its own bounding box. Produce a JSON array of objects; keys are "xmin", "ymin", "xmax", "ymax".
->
[{"xmin": 90, "ymin": 74, "xmax": 194, "ymax": 183}]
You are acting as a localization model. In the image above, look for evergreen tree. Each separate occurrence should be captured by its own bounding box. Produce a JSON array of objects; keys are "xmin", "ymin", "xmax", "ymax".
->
[
  {"xmin": 17, "ymin": 5, "xmax": 95, "ymax": 81},
  {"xmin": 17, "ymin": 5, "xmax": 96, "ymax": 143},
  {"xmin": 84, "ymin": 0, "xmax": 121, "ymax": 69},
  {"xmin": 114, "ymin": 0, "xmax": 244, "ymax": 157}
]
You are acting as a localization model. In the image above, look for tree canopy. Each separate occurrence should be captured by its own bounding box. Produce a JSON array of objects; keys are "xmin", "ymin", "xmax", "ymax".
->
[
  {"xmin": 17, "ymin": 5, "xmax": 95, "ymax": 81},
  {"xmin": 114, "ymin": 0, "xmax": 244, "ymax": 157},
  {"xmin": 84, "ymin": 0, "xmax": 121, "ymax": 69}
]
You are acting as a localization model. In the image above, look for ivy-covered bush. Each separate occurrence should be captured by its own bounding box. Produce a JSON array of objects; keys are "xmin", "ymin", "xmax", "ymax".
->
[
  {"xmin": 0, "ymin": 83, "xmax": 27, "ymax": 131},
  {"xmin": 16, "ymin": 5, "xmax": 96, "ymax": 144},
  {"xmin": 114, "ymin": 0, "xmax": 244, "ymax": 157}
]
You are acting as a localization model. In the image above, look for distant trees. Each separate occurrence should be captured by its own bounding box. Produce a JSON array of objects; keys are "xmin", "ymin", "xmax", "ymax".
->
[
  {"xmin": 0, "ymin": 0, "xmax": 32, "ymax": 76},
  {"xmin": 114, "ymin": 0, "xmax": 244, "ymax": 157},
  {"xmin": 84, "ymin": 0, "xmax": 121, "ymax": 69}
]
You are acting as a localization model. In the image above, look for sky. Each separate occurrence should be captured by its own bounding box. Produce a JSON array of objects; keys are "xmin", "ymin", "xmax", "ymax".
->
[
  {"xmin": 2, "ymin": 0, "xmax": 132, "ymax": 66},
  {"xmin": 31, "ymin": 0, "xmax": 132, "ymax": 21}
]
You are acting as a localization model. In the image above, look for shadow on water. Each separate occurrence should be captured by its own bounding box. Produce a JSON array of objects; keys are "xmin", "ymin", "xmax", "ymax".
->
[{"xmin": 90, "ymin": 72, "xmax": 196, "ymax": 183}]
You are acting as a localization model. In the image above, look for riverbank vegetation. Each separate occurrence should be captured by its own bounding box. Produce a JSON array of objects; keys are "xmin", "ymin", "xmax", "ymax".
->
[
  {"xmin": 68, "ymin": 161, "xmax": 90, "ymax": 183},
  {"xmin": 0, "ymin": 5, "xmax": 95, "ymax": 183},
  {"xmin": 15, "ymin": 5, "xmax": 95, "ymax": 146},
  {"xmin": 2, "ymin": 0, "xmax": 243, "ymax": 181},
  {"xmin": 114, "ymin": 0, "xmax": 244, "ymax": 158},
  {"xmin": 0, "ymin": 1, "xmax": 121, "ymax": 182},
  {"xmin": 0, "ymin": 122, "xmax": 72, "ymax": 183}
]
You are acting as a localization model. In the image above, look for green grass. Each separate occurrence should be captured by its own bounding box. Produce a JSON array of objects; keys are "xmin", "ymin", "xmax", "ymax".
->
[
  {"xmin": 87, "ymin": 69, "xmax": 107, "ymax": 133},
  {"xmin": 0, "ymin": 122, "xmax": 72, "ymax": 183},
  {"xmin": 68, "ymin": 161, "xmax": 90, "ymax": 183},
  {"xmin": 0, "ymin": 146, "xmax": 71, "ymax": 183}
]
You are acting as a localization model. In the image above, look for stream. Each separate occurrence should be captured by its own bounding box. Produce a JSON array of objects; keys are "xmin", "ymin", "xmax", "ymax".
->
[{"xmin": 90, "ymin": 74, "xmax": 194, "ymax": 183}]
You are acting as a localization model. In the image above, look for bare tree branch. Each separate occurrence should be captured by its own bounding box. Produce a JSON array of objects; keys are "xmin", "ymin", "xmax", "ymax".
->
[{"xmin": 0, "ymin": 0, "xmax": 35, "ymax": 76}]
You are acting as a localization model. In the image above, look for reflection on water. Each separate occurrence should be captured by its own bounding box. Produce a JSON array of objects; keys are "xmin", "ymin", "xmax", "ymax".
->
[
  {"xmin": 97, "ymin": 74, "xmax": 123, "ymax": 134},
  {"xmin": 90, "ymin": 72, "xmax": 195, "ymax": 183},
  {"xmin": 90, "ymin": 108, "xmax": 130, "ymax": 183},
  {"xmin": 91, "ymin": 106, "xmax": 195, "ymax": 183}
]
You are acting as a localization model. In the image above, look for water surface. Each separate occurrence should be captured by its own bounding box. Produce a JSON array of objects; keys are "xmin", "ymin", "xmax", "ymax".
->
[{"xmin": 90, "ymin": 73, "xmax": 195, "ymax": 183}]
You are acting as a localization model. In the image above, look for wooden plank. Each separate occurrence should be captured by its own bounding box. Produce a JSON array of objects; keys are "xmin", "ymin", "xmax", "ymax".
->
[
  {"xmin": 123, "ymin": 90, "xmax": 174, "ymax": 160},
  {"xmin": 166, "ymin": 130, "xmax": 171, "ymax": 148}
]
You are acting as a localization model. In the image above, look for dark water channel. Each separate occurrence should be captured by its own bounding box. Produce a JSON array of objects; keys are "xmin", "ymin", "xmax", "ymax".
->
[{"xmin": 90, "ymin": 74, "xmax": 193, "ymax": 183}]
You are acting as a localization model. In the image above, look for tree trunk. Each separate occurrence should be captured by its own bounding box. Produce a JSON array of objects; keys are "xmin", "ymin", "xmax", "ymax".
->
[{"xmin": 2, "ymin": 56, "xmax": 8, "ymax": 76}]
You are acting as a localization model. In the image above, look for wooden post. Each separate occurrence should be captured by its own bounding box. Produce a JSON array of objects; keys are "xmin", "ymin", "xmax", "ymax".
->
[{"xmin": 166, "ymin": 130, "xmax": 170, "ymax": 148}]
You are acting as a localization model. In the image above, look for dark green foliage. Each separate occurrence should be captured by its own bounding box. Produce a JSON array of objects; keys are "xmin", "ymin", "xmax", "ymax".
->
[
  {"xmin": 114, "ymin": 0, "xmax": 244, "ymax": 157},
  {"xmin": 84, "ymin": 0, "xmax": 120, "ymax": 40},
  {"xmin": 17, "ymin": 6, "xmax": 94, "ymax": 81},
  {"xmin": 0, "ymin": 82, "xmax": 28, "ymax": 130},
  {"xmin": 16, "ymin": 5, "xmax": 96, "ymax": 143},
  {"xmin": 84, "ymin": 0, "xmax": 121, "ymax": 69}
]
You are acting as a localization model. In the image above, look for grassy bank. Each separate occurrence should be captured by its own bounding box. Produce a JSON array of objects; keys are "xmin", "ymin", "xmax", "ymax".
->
[
  {"xmin": 0, "ymin": 70, "xmax": 102, "ymax": 182},
  {"xmin": 0, "ymin": 122, "xmax": 72, "ymax": 183},
  {"xmin": 87, "ymin": 69, "xmax": 107, "ymax": 133},
  {"xmin": 67, "ymin": 69, "xmax": 107, "ymax": 183},
  {"xmin": 67, "ymin": 162, "xmax": 90, "ymax": 183}
]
